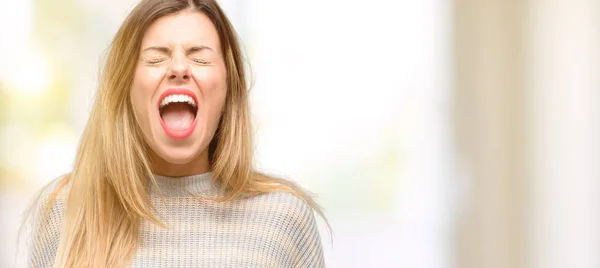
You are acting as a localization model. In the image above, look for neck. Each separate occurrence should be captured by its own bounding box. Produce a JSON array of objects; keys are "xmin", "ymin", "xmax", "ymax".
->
[{"xmin": 149, "ymin": 149, "xmax": 210, "ymax": 177}]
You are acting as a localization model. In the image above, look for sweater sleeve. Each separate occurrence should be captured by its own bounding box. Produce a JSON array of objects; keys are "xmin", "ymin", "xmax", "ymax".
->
[
  {"xmin": 288, "ymin": 197, "xmax": 326, "ymax": 268},
  {"xmin": 28, "ymin": 184, "xmax": 65, "ymax": 268}
]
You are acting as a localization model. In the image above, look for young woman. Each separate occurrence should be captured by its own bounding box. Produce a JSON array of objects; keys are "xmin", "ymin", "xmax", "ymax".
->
[{"xmin": 28, "ymin": 0, "xmax": 326, "ymax": 267}]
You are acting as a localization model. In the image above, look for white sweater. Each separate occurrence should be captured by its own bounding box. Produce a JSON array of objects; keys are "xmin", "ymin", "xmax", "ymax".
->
[{"xmin": 29, "ymin": 173, "xmax": 325, "ymax": 267}]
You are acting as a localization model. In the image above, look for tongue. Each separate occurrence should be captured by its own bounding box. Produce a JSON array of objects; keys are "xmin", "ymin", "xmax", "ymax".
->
[{"xmin": 160, "ymin": 103, "xmax": 195, "ymax": 130}]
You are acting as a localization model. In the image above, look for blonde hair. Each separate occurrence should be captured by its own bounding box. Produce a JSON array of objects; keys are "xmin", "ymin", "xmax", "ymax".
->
[{"xmin": 30, "ymin": 0, "xmax": 327, "ymax": 267}]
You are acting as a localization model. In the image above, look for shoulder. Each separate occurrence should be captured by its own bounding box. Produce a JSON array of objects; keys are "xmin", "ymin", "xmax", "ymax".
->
[
  {"xmin": 234, "ymin": 177, "xmax": 320, "ymax": 235},
  {"xmin": 33, "ymin": 178, "xmax": 67, "ymax": 218},
  {"xmin": 242, "ymin": 174, "xmax": 318, "ymax": 220},
  {"xmin": 35, "ymin": 178, "xmax": 68, "ymax": 219},
  {"xmin": 243, "ymin": 190, "xmax": 315, "ymax": 224},
  {"xmin": 240, "ymin": 188, "xmax": 325, "ymax": 267}
]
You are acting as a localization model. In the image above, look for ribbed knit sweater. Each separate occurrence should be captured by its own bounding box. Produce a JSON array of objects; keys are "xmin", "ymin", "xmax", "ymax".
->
[{"xmin": 29, "ymin": 173, "xmax": 325, "ymax": 267}]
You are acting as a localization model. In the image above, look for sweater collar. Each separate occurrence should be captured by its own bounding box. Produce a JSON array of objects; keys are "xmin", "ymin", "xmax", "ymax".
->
[{"xmin": 150, "ymin": 172, "xmax": 217, "ymax": 197}]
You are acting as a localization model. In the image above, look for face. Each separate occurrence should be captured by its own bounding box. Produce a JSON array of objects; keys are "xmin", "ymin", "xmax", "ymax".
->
[{"xmin": 130, "ymin": 10, "xmax": 227, "ymax": 174}]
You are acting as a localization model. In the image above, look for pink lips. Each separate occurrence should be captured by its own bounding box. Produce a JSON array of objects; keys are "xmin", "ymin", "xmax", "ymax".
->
[{"xmin": 158, "ymin": 88, "xmax": 198, "ymax": 139}]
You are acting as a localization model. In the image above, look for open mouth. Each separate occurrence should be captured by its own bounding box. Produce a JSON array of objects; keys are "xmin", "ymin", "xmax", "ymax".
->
[{"xmin": 158, "ymin": 89, "xmax": 198, "ymax": 139}]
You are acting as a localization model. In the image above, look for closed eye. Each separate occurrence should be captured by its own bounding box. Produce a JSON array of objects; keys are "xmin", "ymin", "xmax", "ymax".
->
[
  {"xmin": 146, "ymin": 58, "xmax": 167, "ymax": 65},
  {"xmin": 192, "ymin": 58, "xmax": 210, "ymax": 65}
]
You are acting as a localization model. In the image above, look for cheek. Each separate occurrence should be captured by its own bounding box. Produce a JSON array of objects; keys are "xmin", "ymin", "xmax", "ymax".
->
[
  {"xmin": 194, "ymin": 68, "xmax": 227, "ymax": 116},
  {"xmin": 131, "ymin": 67, "xmax": 165, "ymax": 111}
]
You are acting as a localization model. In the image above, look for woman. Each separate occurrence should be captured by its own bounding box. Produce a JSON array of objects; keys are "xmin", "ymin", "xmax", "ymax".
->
[{"xmin": 27, "ymin": 0, "xmax": 326, "ymax": 267}]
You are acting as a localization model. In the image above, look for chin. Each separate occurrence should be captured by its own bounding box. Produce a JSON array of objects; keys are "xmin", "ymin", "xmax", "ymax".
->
[{"xmin": 155, "ymin": 145, "xmax": 203, "ymax": 165}]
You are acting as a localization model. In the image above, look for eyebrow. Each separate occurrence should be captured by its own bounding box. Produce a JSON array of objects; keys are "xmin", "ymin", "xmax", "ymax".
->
[{"xmin": 141, "ymin": 45, "xmax": 213, "ymax": 54}]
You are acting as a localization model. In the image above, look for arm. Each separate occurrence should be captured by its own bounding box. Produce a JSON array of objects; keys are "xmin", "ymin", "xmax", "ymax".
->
[
  {"xmin": 289, "ymin": 198, "xmax": 326, "ymax": 268},
  {"xmin": 27, "ymin": 185, "xmax": 65, "ymax": 268}
]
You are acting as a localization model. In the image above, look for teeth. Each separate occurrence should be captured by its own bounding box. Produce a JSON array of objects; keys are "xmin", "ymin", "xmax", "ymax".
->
[{"xmin": 160, "ymin": 94, "xmax": 197, "ymax": 108}]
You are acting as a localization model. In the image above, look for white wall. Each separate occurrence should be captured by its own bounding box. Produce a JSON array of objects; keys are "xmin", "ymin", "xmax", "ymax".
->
[{"xmin": 528, "ymin": 1, "xmax": 600, "ymax": 267}]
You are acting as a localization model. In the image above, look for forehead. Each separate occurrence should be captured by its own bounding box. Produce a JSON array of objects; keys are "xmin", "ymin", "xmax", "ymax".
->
[{"xmin": 141, "ymin": 10, "xmax": 221, "ymax": 51}]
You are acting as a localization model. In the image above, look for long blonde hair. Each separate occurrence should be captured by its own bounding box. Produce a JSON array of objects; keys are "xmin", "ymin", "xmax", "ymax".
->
[{"xmin": 32, "ymin": 0, "xmax": 327, "ymax": 267}]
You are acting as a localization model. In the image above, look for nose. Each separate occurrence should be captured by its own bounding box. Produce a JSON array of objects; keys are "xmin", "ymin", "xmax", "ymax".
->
[{"xmin": 167, "ymin": 55, "xmax": 190, "ymax": 83}]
